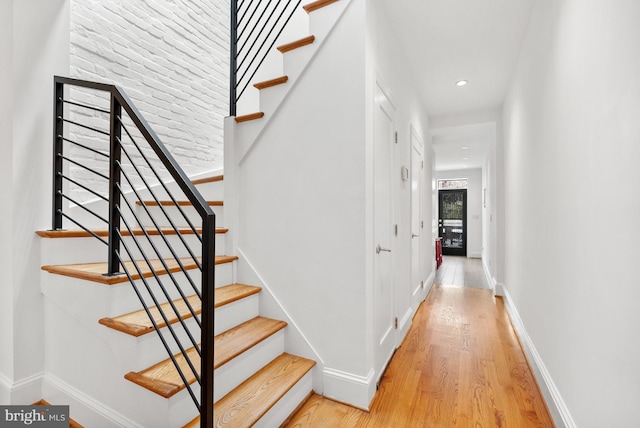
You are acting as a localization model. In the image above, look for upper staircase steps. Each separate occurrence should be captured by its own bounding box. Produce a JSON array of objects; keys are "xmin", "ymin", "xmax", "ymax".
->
[
  {"xmin": 254, "ymin": 75, "xmax": 289, "ymax": 90},
  {"xmin": 124, "ymin": 316, "xmax": 288, "ymax": 398},
  {"xmin": 235, "ymin": 112, "xmax": 265, "ymax": 123},
  {"xmin": 41, "ymin": 255, "xmax": 238, "ymax": 285},
  {"xmin": 303, "ymin": 0, "xmax": 340, "ymax": 13},
  {"xmin": 277, "ymin": 35, "xmax": 316, "ymax": 54},
  {"xmin": 34, "ymin": 400, "xmax": 83, "ymax": 428},
  {"xmin": 191, "ymin": 174, "xmax": 223, "ymax": 185},
  {"xmin": 98, "ymin": 283, "xmax": 262, "ymax": 337},
  {"xmin": 184, "ymin": 353, "xmax": 316, "ymax": 428}
]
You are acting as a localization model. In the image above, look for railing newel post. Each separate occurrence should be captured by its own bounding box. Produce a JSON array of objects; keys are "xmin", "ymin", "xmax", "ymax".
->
[
  {"xmin": 52, "ymin": 79, "xmax": 65, "ymax": 230},
  {"xmin": 230, "ymin": 0, "xmax": 238, "ymax": 116},
  {"xmin": 107, "ymin": 91, "xmax": 123, "ymax": 275},
  {"xmin": 200, "ymin": 212, "xmax": 216, "ymax": 428}
]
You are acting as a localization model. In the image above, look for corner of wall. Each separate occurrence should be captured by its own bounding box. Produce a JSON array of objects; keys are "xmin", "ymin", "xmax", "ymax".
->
[{"xmin": 322, "ymin": 367, "xmax": 375, "ymax": 411}]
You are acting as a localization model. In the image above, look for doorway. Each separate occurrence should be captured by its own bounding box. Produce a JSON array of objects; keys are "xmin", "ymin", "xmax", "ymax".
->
[
  {"xmin": 438, "ymin": 189, "xmax": 467, "ymax": 256},
  {"xmin": 373, "ymin": 80, "xmax": 396, "ymax": 381}
]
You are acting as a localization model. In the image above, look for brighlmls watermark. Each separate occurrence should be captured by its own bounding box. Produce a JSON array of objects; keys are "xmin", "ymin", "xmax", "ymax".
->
[{"xmin": 0, "ymin": 406, "xmax": 69, "ymax": 427}]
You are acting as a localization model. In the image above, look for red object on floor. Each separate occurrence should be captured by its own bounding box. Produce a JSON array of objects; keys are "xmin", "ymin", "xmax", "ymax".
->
[{"xmin": 435, "ymin": 238, "xmax": 443, "ymax": 269}]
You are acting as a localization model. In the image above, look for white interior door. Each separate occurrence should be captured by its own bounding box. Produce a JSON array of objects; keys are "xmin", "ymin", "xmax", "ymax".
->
[
  {"xmin": 373, "ymin": 82, "xmax": 395, "ymax": 381},
  {"xmin": 411, "ymin": 131, "xmax": 424, "ymax": 304}
]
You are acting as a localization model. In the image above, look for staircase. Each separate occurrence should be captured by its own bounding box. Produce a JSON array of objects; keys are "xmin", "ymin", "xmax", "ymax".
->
[
  {"xmin": 38, "ymin": 0, "xmax": 352, "ymax": 425},
  {"xmin": 39, "ymin": 174, "xmax": 315, "ymax": 427}
]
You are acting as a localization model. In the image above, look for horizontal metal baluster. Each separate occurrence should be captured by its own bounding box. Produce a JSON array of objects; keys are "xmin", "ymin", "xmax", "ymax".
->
[
  {"xmin": 116, "ymin": 180, "xmax": 203, "ymax": 320},
  {"xmin": 59, "ymin": 155, "xmax": 109, "ymax": 181},
  {"xmin": 59, "ymin": 174, "xmax": 109, "ymax": 202},
  {"xmin": 114, "ymin": 246, "xmax": 201, "ymax": 411},
  {"xmin": 116, "ymin": 209, "xmax": 202, "ymax": 351},
  {"xmin": 237, "ymin": 0, "xmax": 297, "ymax": 88},
  {"xmin": 117, "ymin": 138, "xmax": 203, "ymax": 265},
  {"xmin": 237, "ymin": 0, "xmax": 279, "ymax": 60},
  {"xmin": 238, "ymin": 0, "xmax": 274, "ymax": 44},
  {"xmin": 59, "ymin": 193, "xmax": 108, "ymax": 224},
  {"xmin": 59, "ymin": 212, "xmax": 109, "ymax": 245},
  {"xmin": 60, "ymin": 136, "xmax": 109, "ymax": 158},
  {"xmin": 59, "ymin": 117, "xmax": 110, "ymax": 136},
  {"xmin": 237, "ymin": 2, "xmax": 301, "ymax": 100},
  {"xmin": 118, "ymin": 122, "xmax": 202, "ymax": 242},
  {"xmin": 60, "ymin": 97, "xmax": 110, "ymax": 114}
]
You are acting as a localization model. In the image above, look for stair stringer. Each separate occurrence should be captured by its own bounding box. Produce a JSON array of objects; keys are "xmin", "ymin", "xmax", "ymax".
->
[
  {"xmin": 225, "ymin": 0, "xmax": 375, "ymax": 410},
  {"xmin": 234, "ymin": 249, "xmax": 325, "ymax": 394},
  {"xmin": 233, "ymin": 0, "xmax": 354, "ymax": 156}
]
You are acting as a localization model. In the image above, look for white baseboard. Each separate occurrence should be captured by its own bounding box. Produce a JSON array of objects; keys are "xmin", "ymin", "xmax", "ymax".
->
[
  {"xmin": 481, "ymin": 259, "xmax": 498, "ymax": 294},
  {"xmin": 42, "ymin": 373, "xmax": 144, "ymax": 428},
  {"xmin": 323, "ymin": 367, "xmax": 374, "ymax": 411},
  {"xmin": 501, "ymin": 287, "xmax": 576, "ymax": 428},
  {"xmin": 467, "ymin": 251, "xmax": 482, "ymax": 259},
  {"xmin": 0, "ymin": 371, "xmax": 42, "ymax": 405}
]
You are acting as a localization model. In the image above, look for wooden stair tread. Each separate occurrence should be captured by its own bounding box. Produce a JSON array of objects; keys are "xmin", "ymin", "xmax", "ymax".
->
[
  {"xmin": 41, "ymin": 255, "xmax": 238, "ymax": 285},
  {"xmin": 135, "ymin": 200, "xmax": 223, "ymax": 206},
  {"xmin": 235, "ymin": 112, "xmax": 265, "ymax": 123},
  {"xmin": 254, "ymin": 75, "xmax": 289, "ymax": 90},
  {"xmin": 191, "ymin": 174, "xmax": 223, "ymax": 185},
  {"xmin": 99, "ymin": 284, "xmax": 262, "ymax": 337},
  {"xmin": 125, "ymin": 316, "xmax": 287, "ymax": 398},
  {"xmin": 33, "ymin": 400, "xmax": 83, "ymax": 428},
  {"xmin": 277, "ymin": 35, "xmax": 315, "ymax": 53},
  {"xmin": 303, "ymin": 0, "xmax": 339, "ymax": 13},
  {"xmin": 184, "ymin": 353, "xmax": 316, "ymax": 428},
  {"xmin": 36, "ymin": 227, "xmax": 227, "ymax": 239}
]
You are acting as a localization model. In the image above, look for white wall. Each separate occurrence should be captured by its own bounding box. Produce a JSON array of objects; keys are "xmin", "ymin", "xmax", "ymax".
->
[
  {"xmin": 436, "ymin": 168, "xmax": 483, "ymax": 258},
  {"xmin": 0, "ymin": 0, "xmax": 70, "ymax": 403},
  {"xmin": 367, "ymin": 0, "xmax": 433, "ymax": 361},
  {"xmin": 503, "ymin": 1, "xmax": 640, "ymax": 426},
  {"xmin": 68, "ymin": 0, "xmax": 227, "ymax": 202}
]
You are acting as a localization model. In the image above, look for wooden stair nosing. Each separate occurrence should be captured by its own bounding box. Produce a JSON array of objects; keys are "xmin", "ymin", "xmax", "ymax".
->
[
  {"xmin": 277, "ymin": 35, "xmax": 316, "ymax": 53},
  {"xmin": 303, "ymin": 0, "xmax": 340, "ymax": 13},
  {"xmin": 135, "ymin": 200, "xmax": 223, "ymax": 207},
  {"xmin": 191, "ymin": 174, "xmax": 223, "ymax": 185},
  {"xmin": 235, "ymin": 112, "xmax": 265, "ymax": 123},
  {"xmin": 99, "ymin": 284, "xmax": 262, "ymax": 337},
  {"xmin": 36, "ymin": 227, "xmax": 228, "ymax": 239},
  {"xmin": 41, "ymin": 255, "xmax": 239, "ymax": 285},
  {"xmin": 184, "ymin": 353, "xmax": 317, "ymax": 428},
  {"xmin": 125, "ymin": 316, "xmax": 288, "ymax": 398},
  {"xmin": 253, "ymin": 75, "xmax": 289, "ymax": 90}
]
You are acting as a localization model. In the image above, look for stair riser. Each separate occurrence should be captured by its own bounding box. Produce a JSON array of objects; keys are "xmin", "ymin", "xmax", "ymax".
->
[
  {"xmin": 214, "ymin": 330, "xmax": 285, "ymax": 402},
  {"xmin": 104, "ymin": 316, "xmax": 202, "ymax": 372},
  {"xmin": 101, "ymin": 293, "xmax": 260, "ymax": 371},
  {"xmin": 42, "ymin": 261, "xmax": 234, "ymax": 320},
  {"xmin": 191, "ymin": 181, "xmax": 224, "ymax": 200},
  {"xmin": 40, "ymin": 233, "xmax": 225, "ymax": 265},
  {"xmin": 44, "ymin": 300, "xmax": 193, "ymax": 428},
  {"xmin": 215, "ymin": 294, "xmax": 260, "ymax": 336},
  {"xmin": 135, "ymin": 205, "xmax": 224, "ymax": 229},
  {"xmin": 308, "ymin": 0, "xmax": 348, "ymax": 40},
  {"xmin": 254, "ymin": 369, "xmax": 314, "ymax": 428},
  {"xmin": 282, "ymin": 41, "xmax": 316, "ymax": 82}
]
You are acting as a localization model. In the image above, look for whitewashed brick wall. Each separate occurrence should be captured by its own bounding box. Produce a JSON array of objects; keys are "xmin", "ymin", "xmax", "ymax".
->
[{"xmin": 68, "ymin": 0, "xmax": 228, "ymax": 202}]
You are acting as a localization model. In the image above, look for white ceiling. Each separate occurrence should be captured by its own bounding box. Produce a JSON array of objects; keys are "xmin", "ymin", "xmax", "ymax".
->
[
  {"xmin": 378, "ymin": 0, "xmax": 535, "ymax": 170},
  {"xmin": 431, "ymin": 122, "xmax": 495, "ymax": 171}
]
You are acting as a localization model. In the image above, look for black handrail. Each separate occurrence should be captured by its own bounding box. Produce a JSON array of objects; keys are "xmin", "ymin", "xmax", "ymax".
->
[
  {"xmin": 52, "ymin": 76, "xmax": 215, "ymax": 427},
  {"xmin": 230, "ymin": 0, "xmax": 303, "ymax": 116}
]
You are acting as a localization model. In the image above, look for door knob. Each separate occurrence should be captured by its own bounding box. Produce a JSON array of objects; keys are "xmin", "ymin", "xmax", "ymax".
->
[
  {"xmin": 376, "ymin": 244, "xmax": 391, "ymax": 254},
  {"xmin": 412, "ymin": 233, "xmax": 419, "ymax": 238}
]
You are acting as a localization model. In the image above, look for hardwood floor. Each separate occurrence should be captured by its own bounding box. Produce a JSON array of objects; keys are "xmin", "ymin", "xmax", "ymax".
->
[{"xmin": 284, "ymin": 282, "xmax": 554, "ymax": 427}]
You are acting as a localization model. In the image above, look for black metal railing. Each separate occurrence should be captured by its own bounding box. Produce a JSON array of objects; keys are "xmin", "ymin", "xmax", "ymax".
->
[
  {"xmin": 230, "ymin": 0, "xmax": 303, "ymax": 115},
  {"xmin": 52, "ymin": 76, "xmax": 215, "ymax": 427}
]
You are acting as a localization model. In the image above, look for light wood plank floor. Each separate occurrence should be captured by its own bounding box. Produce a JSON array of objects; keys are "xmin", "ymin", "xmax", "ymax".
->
[{"xmin": 284, "ymin": 283, "xmax": 554, "ymax": 427}]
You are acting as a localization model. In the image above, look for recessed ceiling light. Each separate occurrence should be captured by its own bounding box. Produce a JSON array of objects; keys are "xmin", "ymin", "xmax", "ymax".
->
[
  {"xmin": 456, "ymin": 80, "xmax": 468, "ymax": 87},
  {"xmin": 463, "ymin": 157, "xmax": 469, "ymax": 161},
  {"xmin": 461, "ymin": 146, "xmax": 469, "ymax": 150}
]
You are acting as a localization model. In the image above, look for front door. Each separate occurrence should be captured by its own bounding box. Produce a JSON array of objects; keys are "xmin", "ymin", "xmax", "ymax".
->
[
  {"xmin": 438, "ymin": 189, "xmax": 467, "ymax": 256},
  {"xmin": 373, "ymin": 81, "xmax": 395, "ymax": 380}
]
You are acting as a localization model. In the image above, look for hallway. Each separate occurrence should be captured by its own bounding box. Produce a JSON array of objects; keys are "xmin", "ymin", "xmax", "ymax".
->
[{"xmin": 285, "ymin": 259, "xmax": 554, "ymax": 427}]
